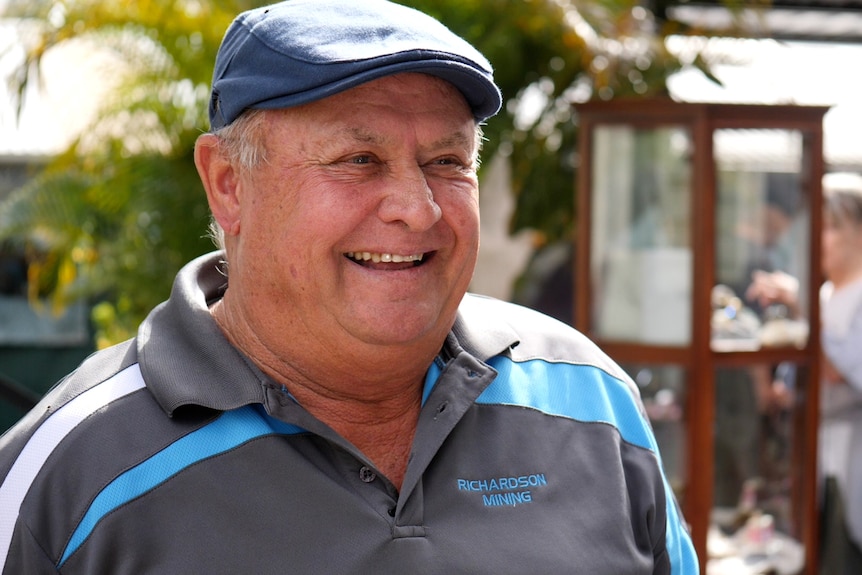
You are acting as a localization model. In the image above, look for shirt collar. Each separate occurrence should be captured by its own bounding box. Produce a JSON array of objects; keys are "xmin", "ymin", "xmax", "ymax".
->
[{"xmin": 137, "ymin": 252, "xmax": 268, "ymax": 416}]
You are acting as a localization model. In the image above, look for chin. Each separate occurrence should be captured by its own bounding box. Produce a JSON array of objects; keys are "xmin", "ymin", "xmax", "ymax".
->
[{"xmin": 354, "ymin": 309, "xmax": 451, "ymax": 347}]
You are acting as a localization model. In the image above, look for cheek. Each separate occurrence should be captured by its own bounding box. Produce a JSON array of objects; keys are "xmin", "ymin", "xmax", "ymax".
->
[
  {"xmin": 823, "ymin": 230, "xmax": 852, "ymax": 265},
  {"xmin": 438, "ymin": 187, "xmax": 480, "ymax": 236},
  {"xmin": 822, "ymin": 233, "xmax": 837, "ymax": 260},
  {"xmin": 242, "ymin": 174, "xmax": 323, "ymax": 247}
]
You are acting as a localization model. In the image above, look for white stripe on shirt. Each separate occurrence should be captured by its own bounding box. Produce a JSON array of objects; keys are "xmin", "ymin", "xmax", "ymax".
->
[{"xmin": 0, "ymin": 364, "xmax": 146, "ymax": 569}]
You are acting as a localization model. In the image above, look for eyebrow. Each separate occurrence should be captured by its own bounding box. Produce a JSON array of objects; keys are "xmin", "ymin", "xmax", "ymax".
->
[
  {"xmin": 344, "ymin": 126, "xmax": 477, "ymax": 152},
  {"xmin": 344, "ymin": 127, "xmax": 382, "ymax": 145}
]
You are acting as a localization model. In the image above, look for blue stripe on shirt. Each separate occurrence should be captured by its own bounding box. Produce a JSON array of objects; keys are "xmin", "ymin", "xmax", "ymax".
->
[
  {"xmin": 477, "ymin": 357, "xmax": 656, "ymax": 452},
  {"xmin": 58, "ymin": 405, "xmax": 305, "ymax": 567}
]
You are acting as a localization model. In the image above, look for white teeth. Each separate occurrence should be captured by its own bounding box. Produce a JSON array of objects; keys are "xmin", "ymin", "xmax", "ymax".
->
[{"xmin": 346, "ymin": 252, "xmax": 424, "ymax": 263}]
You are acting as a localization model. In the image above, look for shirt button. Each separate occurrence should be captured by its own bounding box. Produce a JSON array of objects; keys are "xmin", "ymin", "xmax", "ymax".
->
[{"xmin": 359, "ymin": 466, "xmax": 376, "ymax": 483}]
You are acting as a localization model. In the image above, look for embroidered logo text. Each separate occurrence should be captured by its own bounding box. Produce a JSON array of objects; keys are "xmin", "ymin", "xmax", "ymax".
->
[{"xmin": 456, "ymin": 473, "xmax": 548, "ymax": 507}]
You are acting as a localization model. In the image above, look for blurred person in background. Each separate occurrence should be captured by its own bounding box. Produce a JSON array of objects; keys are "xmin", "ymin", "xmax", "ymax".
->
[
  {"xmin": 818, "ymin": 173, "xmax": 862, "ymax": 574},
  {"xmin": 744, "ymin": 172, "xmax": 862, "ymax": 572}
]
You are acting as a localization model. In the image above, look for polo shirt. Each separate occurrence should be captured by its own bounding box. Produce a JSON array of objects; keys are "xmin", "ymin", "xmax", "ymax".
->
[{"xmin": 0, "ymin": 252, "xmax": 698, "ymax": 574}]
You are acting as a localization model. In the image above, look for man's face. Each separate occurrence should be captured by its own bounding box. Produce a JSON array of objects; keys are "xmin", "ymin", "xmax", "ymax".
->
[{"xmin": 226, "ymin": 73, "xmax": 480, "ymax": 351}]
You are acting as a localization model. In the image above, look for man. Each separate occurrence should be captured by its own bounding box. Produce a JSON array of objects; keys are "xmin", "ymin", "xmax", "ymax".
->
[{"xmin": 0, "ymin": 1, "xmax": 698, "ymax": 573}]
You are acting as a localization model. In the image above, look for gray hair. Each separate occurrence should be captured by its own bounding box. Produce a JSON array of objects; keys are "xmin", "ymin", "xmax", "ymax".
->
[
  {"xmin": 824, "ymin": 172, "xmax": 862, "ymax": 228},
  {"xmin": 206, "ymin": 109, "xmax": 270, "ymax": 251}
]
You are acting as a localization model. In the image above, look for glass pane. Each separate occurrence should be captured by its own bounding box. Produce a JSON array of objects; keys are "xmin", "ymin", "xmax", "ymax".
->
[
  {"xmin": 590, "ymin": 126, "xmax": 693, "ymax": 345},
  {"xmin": 622, "ymin": 363, "xmax": 688, "ymax": 504},
  {"xmin": 710, "ymin": 363, "xmax": 806, "ymax": 575},
  {"xmin": 711, "ymin": 129, "xmax": 810, "ymax": 352}
]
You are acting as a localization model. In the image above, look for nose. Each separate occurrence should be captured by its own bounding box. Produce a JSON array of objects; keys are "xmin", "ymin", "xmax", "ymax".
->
[{"xmin": 377, "ymin": 165, "xmax": 442, "ymax": 231}]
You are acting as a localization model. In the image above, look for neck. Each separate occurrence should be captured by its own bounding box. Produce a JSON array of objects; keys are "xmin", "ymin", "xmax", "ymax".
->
[
  {"xmin": 830, "ymin": 267, "xmax": 862, "ymax": 291},
  {"xmin": 210, "ymin": 298, "xmax": 439, "ymax": 489},
  {"xmin": 304, "ymin": 385, "xmax": 422, "ymax": 490}
]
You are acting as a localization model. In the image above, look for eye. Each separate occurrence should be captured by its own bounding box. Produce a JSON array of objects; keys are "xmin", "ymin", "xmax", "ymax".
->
[
  {"xmin": 426, "ymin": 156, "xmax": 464, "ymax": 169},
  {"xmin": 349, "ymin": 155, "xmax": 373, "ymax": 165},
  {"xmin": 423, "ymin": 156, "xmax": 475, "ymax": 175}
]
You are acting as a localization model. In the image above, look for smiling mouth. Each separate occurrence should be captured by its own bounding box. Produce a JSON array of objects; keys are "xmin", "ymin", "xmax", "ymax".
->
[{"xmin": 345, "ymin": 251, "xmax": 428, "ymax": 269}]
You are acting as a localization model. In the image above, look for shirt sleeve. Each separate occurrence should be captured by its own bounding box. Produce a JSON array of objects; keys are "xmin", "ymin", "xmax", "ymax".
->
[{"xmin": 662, "ymin": 488, "xmax": 700, "ymax": 574}]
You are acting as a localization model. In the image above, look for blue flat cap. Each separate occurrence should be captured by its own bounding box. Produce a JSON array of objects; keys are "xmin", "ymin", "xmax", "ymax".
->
[{"xmin": 209, "ymin": 0, "xmax": 503, "ymax": 129}]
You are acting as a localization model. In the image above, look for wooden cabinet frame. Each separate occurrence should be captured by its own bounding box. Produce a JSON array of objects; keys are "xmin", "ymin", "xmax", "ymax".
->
[{"xmin": 574, "ymin": 100, "xmax": 828, "ymax": 575}]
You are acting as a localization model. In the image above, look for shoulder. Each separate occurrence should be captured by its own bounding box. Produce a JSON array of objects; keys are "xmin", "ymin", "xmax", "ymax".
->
[
  {"xmin": 456, "ymin": 294, "xmax": 651, "ymax": 445},
  {"xmin": 822, "ymin": 278, "xmax": 862, "ymax": 341},
  {"xmin": 0, "ymin": 340, "xmax": 141, "ymax": 472},
  {"xmin": 0, "ymin": 339, "xmax": 222, "ymax": 573},
  {"xmin": 456, "ymin": 293, "xmax": 633, "ymax": 382}
]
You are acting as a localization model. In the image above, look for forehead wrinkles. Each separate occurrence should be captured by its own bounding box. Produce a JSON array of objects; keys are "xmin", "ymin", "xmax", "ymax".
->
[{"xmin": 343, "ymin": 124, "xmax": 477, "ymax": 156}]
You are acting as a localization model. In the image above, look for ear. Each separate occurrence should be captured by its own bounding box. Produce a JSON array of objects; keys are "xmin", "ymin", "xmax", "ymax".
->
[{"xmin": 195, "ymin": 133, "xmax": 242, "ymax": 236}]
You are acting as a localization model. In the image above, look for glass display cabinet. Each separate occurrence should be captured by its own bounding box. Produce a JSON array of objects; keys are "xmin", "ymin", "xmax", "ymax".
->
[{"xmin": 573, "ymin": 100, "xmax": 828, "ymax": 575}]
